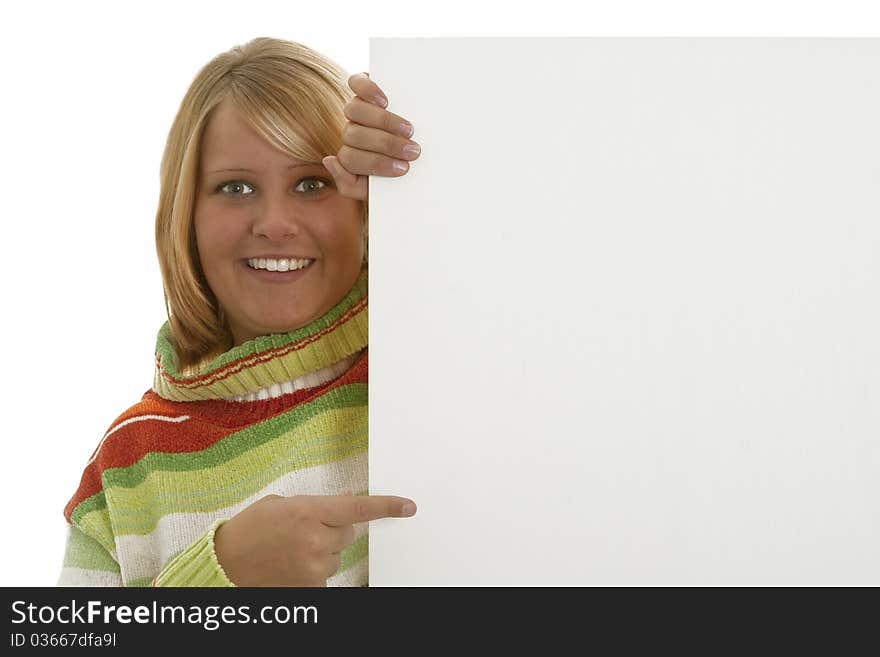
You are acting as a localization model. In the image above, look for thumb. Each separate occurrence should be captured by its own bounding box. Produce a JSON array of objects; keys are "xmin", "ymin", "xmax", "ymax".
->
[{"xmin": 323, "ymin": 155, "xmax": 366, "ymax": 201}]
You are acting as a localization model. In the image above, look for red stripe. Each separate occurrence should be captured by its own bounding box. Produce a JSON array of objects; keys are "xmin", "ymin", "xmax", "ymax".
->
[{"xmin": 64, "ymin": 350, "xmax": 368, "ymax": 522}]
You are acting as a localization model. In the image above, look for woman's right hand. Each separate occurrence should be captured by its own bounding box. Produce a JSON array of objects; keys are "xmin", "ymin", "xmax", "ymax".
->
[
  {"xmin": 213, "ymin": 494, "xmax": 417, "ymax": 586},
  {"xmin": 322, "ymin": 72, "xmax": 421, "ymax": 202}
]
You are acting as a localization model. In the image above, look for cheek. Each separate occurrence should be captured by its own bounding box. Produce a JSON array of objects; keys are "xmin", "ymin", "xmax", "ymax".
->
[
  {"xmin": 194, "ymin": 213, "xmax": 236, "ymax": 272},
  {"xmin": 316, "ymin": 217, "xmax": 364, "ymax": 256},
  {"xmin": 315, "ymin": 200, "xmax": 364, "ymax": 252}
]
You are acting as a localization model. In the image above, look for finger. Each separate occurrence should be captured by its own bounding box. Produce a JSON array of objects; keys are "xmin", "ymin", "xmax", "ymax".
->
[
  {"xmin": 344, "ymin": 96, "xmax": 415, "ymax": 139},
  {"xmin": 349, "ymin": 71, "xmax": 388, "ymax": 107},
  {"xmin": 338, "ymin": 145, "xmax": 410, "ymax": 178},
  {"xmin": 322, "ymin": 155, "xmax": 359, "ymax": 187},
  {"xmin": 322, "ymin": 156, "xmax": 367, "ymax": 200},
  {"xmin": 342, "ymin": 122, "xmax": 420, "ymax": 164},
  {"xmin": 319, "ymin": 495, "xmax": 417, "ymax": 528}
]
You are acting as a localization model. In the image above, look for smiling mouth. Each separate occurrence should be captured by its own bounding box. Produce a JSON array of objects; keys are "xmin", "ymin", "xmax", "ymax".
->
[{"xmin": 246, "ymin": 257, "xmax": 315, "ymax": 272}]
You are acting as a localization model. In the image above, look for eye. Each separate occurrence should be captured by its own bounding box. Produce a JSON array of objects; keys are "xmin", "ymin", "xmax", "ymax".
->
[
  {"xmin": 216, "ymin": 181, "xmax": 254, "ymax": 196},
  {"xmin": 294, "ymin": 177, "xmax": 331, "ymax": 194}
]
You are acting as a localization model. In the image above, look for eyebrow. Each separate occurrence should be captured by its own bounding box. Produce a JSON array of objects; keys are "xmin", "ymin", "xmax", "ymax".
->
[{"xmin": 207, "ymin": 163, "xmax": 316, "ymax": 174}]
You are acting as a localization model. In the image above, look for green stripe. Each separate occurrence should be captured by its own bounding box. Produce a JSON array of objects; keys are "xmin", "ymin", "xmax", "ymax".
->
[
  {"xmin": 62, "ymin": 524, "xmax": 119, "ymax": 572},
  {"xmin": 339, "ymin": 533, "xmax": 368, "ymax": 574},
  {"xmin": 70, "ymin": 502, "xmax": 117, "ymax": 555},
  {"xmin": 70, "ymin": 490, "xmax": 106, "ymax": 525}
]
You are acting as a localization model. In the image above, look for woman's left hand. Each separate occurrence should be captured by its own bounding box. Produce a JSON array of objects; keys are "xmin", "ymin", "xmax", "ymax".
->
[{"xmin": 322, "ymin": 72, "xmax": 421, "ymax": 201}]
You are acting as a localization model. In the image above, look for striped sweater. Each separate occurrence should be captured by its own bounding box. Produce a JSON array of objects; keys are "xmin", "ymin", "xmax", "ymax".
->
[{"xmin": 58, "ymin": 268, "xmax": 369, "ymax": 587}]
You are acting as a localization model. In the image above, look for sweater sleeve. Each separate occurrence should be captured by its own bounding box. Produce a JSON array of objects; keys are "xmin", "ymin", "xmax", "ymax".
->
[
  {"xmin": 152, "ymin": 518, "xmax": 237, "ymax": 587},
  {"xmin": 57, "ymin": 523, "xmax": 123, "ymax": 586},
  {"xmin": 58, "ymin": 519, "xmax": 236, "ymax": 587}
]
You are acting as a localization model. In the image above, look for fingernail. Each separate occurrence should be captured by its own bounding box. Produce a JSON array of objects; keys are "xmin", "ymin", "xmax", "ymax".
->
[
  {"xmin": 401, "ymin": 503, "xmax": 416, "ymax": 516},
  {"xmin": 375, "ymin": 94, "xmax": 388, "ymax": 107},
  {"xmin": 392, "ymin": 160, "xmax": 409, "ymax": 172},
  {"xmin": 397, "ymin": 121, "xmax": 414, "ymax": 138}
]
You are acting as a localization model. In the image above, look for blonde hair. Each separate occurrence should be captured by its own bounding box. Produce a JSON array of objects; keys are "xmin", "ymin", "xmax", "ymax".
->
[{"xmin": 155, "ymin": 37, "xmax": 367, "ymax": 374}]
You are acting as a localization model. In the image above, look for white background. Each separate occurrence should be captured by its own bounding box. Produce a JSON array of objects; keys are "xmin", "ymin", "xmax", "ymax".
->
[{"xmin": 0, "ymin": 0, "xmax": 878, "ymax": 586}]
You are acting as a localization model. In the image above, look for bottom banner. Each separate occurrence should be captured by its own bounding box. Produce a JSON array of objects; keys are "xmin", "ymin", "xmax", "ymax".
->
[{"xmin": 0, "ymin": 586, "xmax": 871, "ymax": 650}]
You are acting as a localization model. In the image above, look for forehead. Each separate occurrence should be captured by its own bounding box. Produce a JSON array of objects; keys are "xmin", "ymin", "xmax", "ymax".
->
[{"xmin": 200, "ymin": 99, "xmax": 307, "ymax": 169}]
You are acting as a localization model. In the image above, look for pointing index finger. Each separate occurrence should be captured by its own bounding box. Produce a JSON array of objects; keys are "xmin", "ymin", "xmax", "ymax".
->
[{"xmin": 319, "ymin": 495, "xmax": 416, "ymax": 527}]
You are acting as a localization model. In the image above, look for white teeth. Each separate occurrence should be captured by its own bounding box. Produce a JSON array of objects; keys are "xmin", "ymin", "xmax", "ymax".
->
[{"xmin": 247, "ymin": 257, "xmax": 313, "ymax": 272}]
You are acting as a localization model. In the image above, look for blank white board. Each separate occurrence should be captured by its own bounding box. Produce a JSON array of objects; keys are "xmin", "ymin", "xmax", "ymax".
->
[{"xmin": 368, "ymin": 38, "xmax": 880, "ymax": 585}]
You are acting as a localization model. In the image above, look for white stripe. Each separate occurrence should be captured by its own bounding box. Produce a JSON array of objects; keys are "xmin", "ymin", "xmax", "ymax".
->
[
  {"xmin": 112, "ymin": 452, "xmax": 368, "ymax": 584},
  {"xmin": 87, "ymin": 414, "xmax": 191, "ymax": 466}
]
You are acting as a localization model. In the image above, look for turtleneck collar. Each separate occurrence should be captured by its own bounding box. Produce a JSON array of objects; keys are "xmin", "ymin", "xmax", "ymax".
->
[{"xmin": 152, "ymin": 268, "xmax": 368, "ymax": 403}]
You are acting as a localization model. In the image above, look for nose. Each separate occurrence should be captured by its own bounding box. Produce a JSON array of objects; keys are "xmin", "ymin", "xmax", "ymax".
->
[{"xmin": 250, "ymin": 190, "xmax": 302, "ymax": 241}]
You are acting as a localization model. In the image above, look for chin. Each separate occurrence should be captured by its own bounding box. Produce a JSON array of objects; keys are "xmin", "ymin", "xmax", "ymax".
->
[{"xmin": 265, "ymin": 317, "xmax": 313, "ymax": 334}]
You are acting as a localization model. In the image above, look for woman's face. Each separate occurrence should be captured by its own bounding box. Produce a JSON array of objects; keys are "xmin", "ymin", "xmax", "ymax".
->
[{"xmin": 194, "ymin": 98, "xmax": 364, "ymax": 346}]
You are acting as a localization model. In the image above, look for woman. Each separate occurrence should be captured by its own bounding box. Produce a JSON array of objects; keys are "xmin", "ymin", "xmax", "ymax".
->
[{"xmin": 58, "ymin": 37, "xmax": 420, "ymax": 587}]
